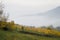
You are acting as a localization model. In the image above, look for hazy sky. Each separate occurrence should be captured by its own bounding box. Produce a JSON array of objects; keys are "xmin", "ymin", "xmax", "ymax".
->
[{"xmin": 1, "ymin": 0, "xmax": 60, "ymax": 27}]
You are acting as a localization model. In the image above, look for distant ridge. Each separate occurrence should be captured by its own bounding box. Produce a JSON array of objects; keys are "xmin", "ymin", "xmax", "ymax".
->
[{"xmin": 41, "ymin": 6, "xmax": 60, "ymax": 18}]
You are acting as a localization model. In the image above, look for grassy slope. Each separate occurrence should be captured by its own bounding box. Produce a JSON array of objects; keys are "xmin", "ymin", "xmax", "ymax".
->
[{"xmin": 0, "ymin": 30, "xmax": 60, "ymax": 40}]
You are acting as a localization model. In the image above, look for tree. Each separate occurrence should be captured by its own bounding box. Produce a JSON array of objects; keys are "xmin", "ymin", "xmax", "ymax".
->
[
  {"xmin": 0, "ymin": 2, "xmax": 9, "ymax": 29},
  {"xmin": 7, "ymin": 21, "xmax": 16, "ymax": 31},
  {"xmin": 47, "ymin": 25, "xmax": 54, "ymax": 30},
  {"xmin": 0, "ymin": 2, "xmax": 9, "ymax": 22}
]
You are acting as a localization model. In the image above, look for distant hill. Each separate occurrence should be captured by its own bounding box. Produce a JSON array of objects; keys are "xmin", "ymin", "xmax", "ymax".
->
[
  {"xmin": 37, "ymin": 6, "xmax": 60, "ymax": 17},
  {"xmin": 43, "ymin": 6, "xmax": 60, "ymax": 18},
  {"xmin": 21, "ymin": 6, "xmax": 60, "ymax": 17}
]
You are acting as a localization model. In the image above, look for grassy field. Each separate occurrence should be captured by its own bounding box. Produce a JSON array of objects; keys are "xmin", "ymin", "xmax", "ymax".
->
[{"xmin": 0, "ymin": 30, "xmax": 60, "ymax": 40}]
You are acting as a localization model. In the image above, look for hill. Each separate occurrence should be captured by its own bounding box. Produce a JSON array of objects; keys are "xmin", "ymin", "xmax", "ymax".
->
[
  {"xmin": 38, "ymin": 6, "xmax": 60, "ymax": 17},
  {"xmin": 0, "ymin": 30, "xmax": 60, "ymax": 40},
  {"xmin": 43, "ymin": 6, "xmax": 60, "ymax": 18}
]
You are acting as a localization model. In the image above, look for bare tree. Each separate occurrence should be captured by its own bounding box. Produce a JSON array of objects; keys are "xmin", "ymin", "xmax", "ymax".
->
[{"xmin": 0, "ymin": 1, "xmax": 9, "ymax": 22}]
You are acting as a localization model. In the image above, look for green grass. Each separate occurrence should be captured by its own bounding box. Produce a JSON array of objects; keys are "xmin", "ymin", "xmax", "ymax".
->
[{"xmin": 0, "ymin": 30, "xmax": 60, "ymax": 40}]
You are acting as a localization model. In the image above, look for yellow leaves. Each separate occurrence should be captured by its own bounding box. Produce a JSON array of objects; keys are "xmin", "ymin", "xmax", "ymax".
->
[
  {"xmin": 57, "ymin": 32, "xmax": 60, "ymax": 36},
  {"xmin": 0, "ymin": 21, "xmax": 6, "ymax": 28},
  {"xmin": 0, "ymin": 20, "xmax": 60, "ymax": 37},
  {"xmin": 52, "ymin": 30, "xmax": 60, "ymax": 37},
  {"xmin": 7, "ymin": 21, "xmax": 18, "ymax": 31},
  {"xmin": 8, "ymin": 21, "xmax": 16, "ymax": 31},
  {"xmin": 20, "ymin": 27, "xmax": 60, "ymax": 37}
]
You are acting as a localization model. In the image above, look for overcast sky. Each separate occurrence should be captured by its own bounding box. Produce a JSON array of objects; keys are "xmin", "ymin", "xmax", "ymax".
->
[{"xmin": 1, "ymin": 0, "xmax": 60, "ymax": 27}]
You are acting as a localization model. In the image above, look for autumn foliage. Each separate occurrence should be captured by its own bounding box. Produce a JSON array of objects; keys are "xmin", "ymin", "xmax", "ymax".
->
[{"xmin": 0, "ymin": 20, "xmax": 60, "ymax": 37}]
